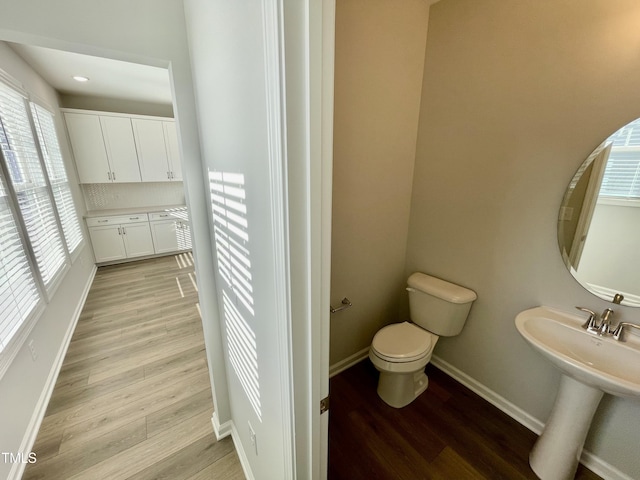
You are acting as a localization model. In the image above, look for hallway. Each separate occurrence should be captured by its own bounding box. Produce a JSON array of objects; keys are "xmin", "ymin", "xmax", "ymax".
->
[{"xmin": 23, "ymin": 254, "xmax": 244, "ymax": 480}]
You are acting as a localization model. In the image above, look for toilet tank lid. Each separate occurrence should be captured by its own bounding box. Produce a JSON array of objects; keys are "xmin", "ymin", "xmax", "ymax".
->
[{"xmin": 407, "ymin": 272, "xmax": 477, "ymax": 304}]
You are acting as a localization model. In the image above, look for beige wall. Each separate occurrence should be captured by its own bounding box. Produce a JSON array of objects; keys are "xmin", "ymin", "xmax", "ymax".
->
[
  {"xmin": 406, "ymin": 0, "xmax": 640, "ymax": 477},
  {"xmin": 330, "ymin": 0, "xmax": 429, "ymax": 365}
]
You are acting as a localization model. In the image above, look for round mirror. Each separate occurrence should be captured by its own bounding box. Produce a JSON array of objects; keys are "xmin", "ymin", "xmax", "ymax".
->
[{"xmin": 558, "ymin": 117, "xmax": 640, "ymax": 307}]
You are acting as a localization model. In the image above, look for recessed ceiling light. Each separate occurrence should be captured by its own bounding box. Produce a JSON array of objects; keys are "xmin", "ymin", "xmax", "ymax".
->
[{"xmin": 72, "ymin": 75, "xmax": 90, "ymax": 82}]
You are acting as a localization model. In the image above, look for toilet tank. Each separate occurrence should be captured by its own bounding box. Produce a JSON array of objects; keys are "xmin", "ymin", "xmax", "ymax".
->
[{"xmin": 407, "ymin": 272, "xmax": 477, "ymax": 336}]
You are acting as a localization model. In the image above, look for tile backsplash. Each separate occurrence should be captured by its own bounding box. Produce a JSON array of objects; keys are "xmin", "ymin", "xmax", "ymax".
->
[{"xmin": 82, "ymin": 182, "xmax": 185, "ymax": 211}]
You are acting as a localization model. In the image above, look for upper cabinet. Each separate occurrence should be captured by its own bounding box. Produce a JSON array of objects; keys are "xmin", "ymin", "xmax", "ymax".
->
[
  {"xmin": 64, "ymin": 113, "xmax": 111, "ymax": 183},
  {"xmin": 100, "ymin": 116, "xmax": 141, "ymax": 182},
  {"xmin": 162, "ymin": 121, "xmax": 182, "ymax": 181},
  {"xmin": 132, "ymin": 119, "xmax": 182, "ymax": 182},
  {"xmin": 63, "ymin": 110, "xmax": 181, "ymax": 184}
]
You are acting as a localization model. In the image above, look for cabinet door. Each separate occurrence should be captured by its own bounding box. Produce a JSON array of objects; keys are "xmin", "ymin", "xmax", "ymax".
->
[
  {"xmin": 121, "ymin": 222, "xmax": 155, "ymax": 258},
  {"xmin": 99, "ymin": 116, "xmax": 141, "ymax": 182},
  {"xmin": 178, "ymin": 222, "xmax": 192, "ymax": 250},
  {"xmin": 163, "ymin": 122, "xmax": 183, "ymax": 181},
  {"xmin": 65, "ymin": 113, "xmax": 111, "ymax": 183},
  {"xmin": 89, "ymin": 225, "xmax": 126, "ymax": 262},
  {"xmin": 150, "ymin": 220, "xmax": 180, "ymax": 253},
  {"xmin": 133, "ymin": 119, "xmax": 171, "ymax": 182}
]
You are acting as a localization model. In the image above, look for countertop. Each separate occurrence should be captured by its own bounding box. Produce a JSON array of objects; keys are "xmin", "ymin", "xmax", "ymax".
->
[{"xmin": 84, "ymin": 204, "xmax": 188, "ymax": 218}]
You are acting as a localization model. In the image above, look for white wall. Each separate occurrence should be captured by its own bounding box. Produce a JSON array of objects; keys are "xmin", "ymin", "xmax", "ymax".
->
[
  {"xmin": 0, "ymin": 41, "xmax": 96, "ymax": 480},
  {"xmin": 330, "ymin": 0, "xmax": 430, "ymax": 366},
  {"xmin": 406, "ymin": 1, "xmax": 640, "ymax": 477},
  {"xmin": 578, "ymin": 202, "xmax": 640, "ymax": 298},
  {"xmin": 59, "ymin": 93, "xmax": 173, "ymax": 117},
  {"xmin": 0, "ymin": 2, "xmax": 233, "ymax": 477}
]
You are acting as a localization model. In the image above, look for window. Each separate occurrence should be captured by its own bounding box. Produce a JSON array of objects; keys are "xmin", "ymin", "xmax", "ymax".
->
[
  {"xmin": 599, "ymin": 118, "xmax": 640, "ymax": 199},
  {"xmin": 0, "ymin": 168, "xmax": 41, "ymax": 363},
  {"xmin": 31, "ymin": 103, "xmax": 83, "ymax": 255},
  {"xmin": 0, "ymin": 83, "xmax": 67, "ymax": 292},
  {"xmin": 0, "ymin": 73, "xmax": 82, "ymax": 376}
]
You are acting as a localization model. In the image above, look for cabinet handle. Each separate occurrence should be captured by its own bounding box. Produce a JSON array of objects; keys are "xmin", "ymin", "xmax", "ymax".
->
[
  {"xmin": 122, "ymin": 227, "xmax": 126, "ymax": 235},
  {"xmin": 129, "ymin": 217, "xmax": 139, "ymax": 220},
  {"xmin": 170, "ymin": 171, "xmax": 174, "ymax": 179},
  {"xmin": 118, "ymin": 227, "xmax": 122, "ymax": 235},
  {"xmin": 167, "ymin": 171, "xmax": 170, "ymax": 179},
  {"xmin": 112, "ymin": 171, "xmax": 116, "ymax": 181},
  {"xmin": 107, "ymin": 172, "xmax": 112, "ymax": 181},
  {"xmin": 98, "ymin": 219, "xmax": 109, "ymax": 223}
]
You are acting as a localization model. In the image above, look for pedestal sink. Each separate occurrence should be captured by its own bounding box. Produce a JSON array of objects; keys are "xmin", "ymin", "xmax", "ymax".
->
[{"xmin": 515, "ymin": 306, "xmax": 640, "ymax": 480}]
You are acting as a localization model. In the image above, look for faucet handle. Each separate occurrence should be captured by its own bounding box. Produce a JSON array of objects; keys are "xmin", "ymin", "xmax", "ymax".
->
[{"xmin": 575, "ymin": 307, "xmax": 598, "ymax": 330}]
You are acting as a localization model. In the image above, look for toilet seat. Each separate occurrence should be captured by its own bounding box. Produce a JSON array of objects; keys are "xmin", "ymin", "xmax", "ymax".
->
[{"xmin": 371, "ymin": 321, "xmax": 435, "ymax": 363}]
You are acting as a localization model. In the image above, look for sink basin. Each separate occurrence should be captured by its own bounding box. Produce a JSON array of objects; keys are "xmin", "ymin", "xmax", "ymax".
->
[
  {"xmin": 515, "ymin": 306, "xmax": 640, "ymax": 397},
  {"xmin": 515, "ymin": 306, "xmax": 640, "ymax": 480}
]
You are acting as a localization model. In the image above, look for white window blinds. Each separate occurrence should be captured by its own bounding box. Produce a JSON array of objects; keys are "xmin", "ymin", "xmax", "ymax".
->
[
  {"xmin": 0, "ymin": 82, "xmax": 67, "ymax": 291},
  {"xmin": 0, "ymin": 167, "xmax": 41, "ymax": 355},
  {"xmin": 599, "ymin": 118, "xmax": 640, "ymax": 199},
  {"xmin": 31, "ymin": 103, "xmax": 83, "ymax": 254}
]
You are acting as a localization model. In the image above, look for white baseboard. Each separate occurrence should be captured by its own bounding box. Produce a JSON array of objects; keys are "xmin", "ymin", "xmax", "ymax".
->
[
  {"xmin": 329, "ymin": 347, "xmax": 369, "ymax": 378},
  {"xmin": 231, "ymin": 422, "xmax": 255, "ymax": 480},
  {"xmin": 431, "ymin": 355, "xmax": 635, "ymax": 480},
  {"xmin": 211, "ymin": 411, "xmax": 233, "ymax": 440},
  {"xmin": 10, "ymin": 265, "xmax": 97, "ymax": 480}
]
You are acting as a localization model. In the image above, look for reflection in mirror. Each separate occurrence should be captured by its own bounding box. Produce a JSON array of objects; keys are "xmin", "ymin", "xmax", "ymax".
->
[{"xmin": 558, "ymin": 118, "xmax": 640, "ymax": 307}]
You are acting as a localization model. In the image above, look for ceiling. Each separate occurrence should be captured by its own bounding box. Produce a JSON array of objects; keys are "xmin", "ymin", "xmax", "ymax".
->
[{"xmin": 9, "ymin": 43, "xmax": 172, "ymax": 105}]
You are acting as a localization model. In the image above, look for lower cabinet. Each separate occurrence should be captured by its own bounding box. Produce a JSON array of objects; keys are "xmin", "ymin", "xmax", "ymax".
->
[
  {"xmin": 87, "ymin": 215, "xmax": 155, "ymax": 263},
  {"xmin": 87, "ymin": 210, "xmax": 191, "ymax": 264},
  {"xmin": 150, "ymin": 215, "xmax": 192, "ymax": 253}
]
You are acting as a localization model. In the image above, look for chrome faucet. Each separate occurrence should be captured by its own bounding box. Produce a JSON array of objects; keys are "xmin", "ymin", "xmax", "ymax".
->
[
  {"xmin": 612, "ymin": 322, "xmax": 640, "ymax": 342},
  {"xmin": 576, "ymin": 307, "xmax": 598, "ymax": 333},
  {"xmin": 598, "ymin": 308, "xmax": 615, "ymax": 335},
  {"xmin": 576, "ymin": 305, "xmax": 640, "ymax": 341},
  {"xmin": 576, "ymin": 306, "xmax": 615, "ymax": 336}
]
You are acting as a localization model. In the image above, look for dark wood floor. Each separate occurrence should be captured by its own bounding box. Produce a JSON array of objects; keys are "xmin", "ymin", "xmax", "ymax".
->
[{"xmin": 328, "ymin": 360, "xmax": 602, "ymax": 480}]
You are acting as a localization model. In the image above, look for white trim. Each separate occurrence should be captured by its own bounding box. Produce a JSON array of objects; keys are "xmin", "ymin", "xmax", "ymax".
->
[
  {"xmin": 262, "ymin": 0, "xmax": 296, "ymax": 477},
  {"xmin": 329, "ymin": 347, "xmax": 369, "ymax": 378},
  {"xmin": 597, "ymin": 197, "xmax": 640, "ymax": 208},
  {"xmin": 580, "ymin": 450, "xmax": 637, "ymax": 480},
  {"xmin": 9, "ymin": 264, "xmax": 96, "ymax": 480},
  {"xmin": 211, "ymin": 411, "xmax": 233, "ymax": 441},
  {"xmin": 231, "ymin": 421, "xmax": 255, "ymax": 480},
  {"xmin": 430, "ymin": 356, "xmax": 543, "ymax": 433},
  {"xmin": 431, "ymin": 355, "xmax": 635, "ymax": 480},
  {"xmin": 317, "ymin": 1, "xmax": 336, "ymax": 477}
]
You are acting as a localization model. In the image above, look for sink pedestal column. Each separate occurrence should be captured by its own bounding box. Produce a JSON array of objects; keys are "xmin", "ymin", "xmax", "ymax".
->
[{"xmin": 529, "ymin": 374, "xmax": 603, "ymax": 480}]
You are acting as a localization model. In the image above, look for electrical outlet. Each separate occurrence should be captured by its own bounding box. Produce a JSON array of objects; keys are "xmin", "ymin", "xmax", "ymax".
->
[
  {"xmin": 248, "ymin": 421, "xmax": 257, "ymax": 455},
  {"xmin": 28, "ymin": 340, "xmax": 37, "ymax": 361}
]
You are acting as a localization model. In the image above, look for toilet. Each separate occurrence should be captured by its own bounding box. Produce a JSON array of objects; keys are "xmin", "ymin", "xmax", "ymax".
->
[{"xmin": 369, "ymin": 272, "xmax": 477, "ymax": 408}]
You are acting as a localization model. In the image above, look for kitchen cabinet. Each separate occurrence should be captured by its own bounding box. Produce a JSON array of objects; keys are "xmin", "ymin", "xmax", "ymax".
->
[
  {"xmin": 99, "ymin": 116, "xmax": 141, "ymax": 182},
  {"xmin": 149, "ymin": 212, "xmax": 191, "ymax": 253},
  {"xmin": 131, "ymin": 119, "xmax": 182, "ymax": 182},
  {"xmin": 87, "ymin": 214, "xmax": 154, "ymax": 262},
  {"xmin": 163, "ymin": 121, "xmax": 182, "ymax": 181},
  {"xmin": 64, "ymin": 113, "xmax": 110, "ymax": 184},
  {"xmin": 65, "ymin": 112, "xmax": 141, "ymax": 183}
]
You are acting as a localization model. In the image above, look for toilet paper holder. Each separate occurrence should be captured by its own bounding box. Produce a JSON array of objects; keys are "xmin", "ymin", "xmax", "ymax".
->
[{"xmin": 330, "ymin": 297, "xmax": 352, "ymax": 314}]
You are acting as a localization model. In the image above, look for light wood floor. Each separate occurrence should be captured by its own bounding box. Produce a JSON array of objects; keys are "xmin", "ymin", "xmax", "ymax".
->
[{"xmin": 23, "ymin": 253, "xmax": 245, "ymax": 480}]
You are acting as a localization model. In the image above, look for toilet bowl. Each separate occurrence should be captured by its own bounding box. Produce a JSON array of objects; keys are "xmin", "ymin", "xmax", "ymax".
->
[
  {"xmin": 369, "ymin": 273, "xmax": 476, "ymax": 408},
  {"xmin": 369, "ymin": 321, "xmax": 438, "ymax": 408}
]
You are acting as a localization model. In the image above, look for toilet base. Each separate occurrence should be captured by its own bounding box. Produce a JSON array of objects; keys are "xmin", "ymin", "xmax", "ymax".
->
[{"xmin": 377, "ymin": 369, "xmax": 429, "ymax": 408}]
